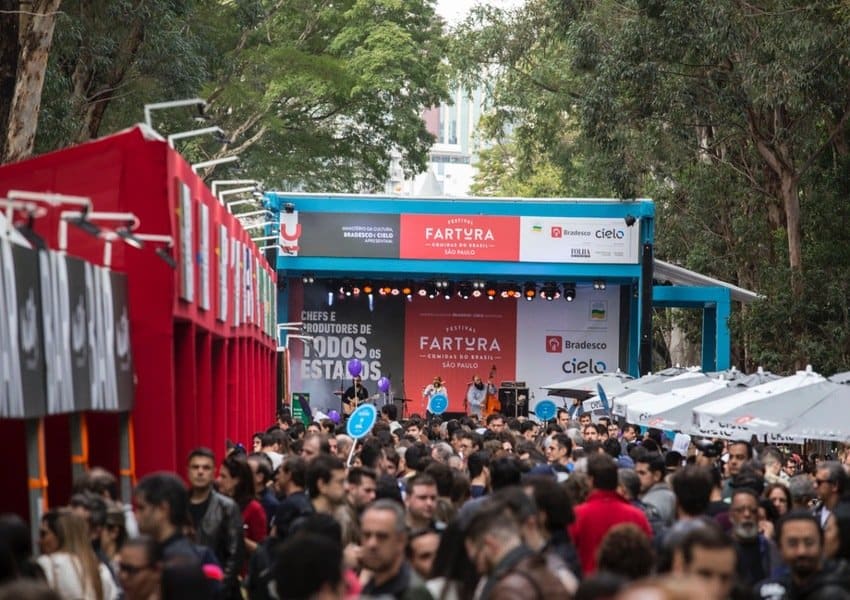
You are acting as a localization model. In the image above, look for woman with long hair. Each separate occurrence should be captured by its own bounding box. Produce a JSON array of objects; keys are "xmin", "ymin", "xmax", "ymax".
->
[
  {"xmin": 36, "ymin": 510, "xmax": 117, "ymax": 599},
  {"xmin": 217, "ymin": 454, "xmax": 267, "ymax": 556}
]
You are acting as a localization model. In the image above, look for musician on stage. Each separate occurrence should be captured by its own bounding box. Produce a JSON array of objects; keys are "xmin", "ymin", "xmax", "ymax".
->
[
  {"xmin": 343, "ymin": 376, "xmax": 370, "ymax": 416},
  {"xmin": 423, "ymin": 376, "xmax": 446, "ymax": 404},
  {"xmin": 465, "ymin": 375, "xmax": 488, "ymax": 418}
]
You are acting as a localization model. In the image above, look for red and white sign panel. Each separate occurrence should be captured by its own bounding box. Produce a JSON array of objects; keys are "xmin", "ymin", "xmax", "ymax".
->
[{"xmin": 400, "ymin": 214, "xmax": 520, "ymax": 261}]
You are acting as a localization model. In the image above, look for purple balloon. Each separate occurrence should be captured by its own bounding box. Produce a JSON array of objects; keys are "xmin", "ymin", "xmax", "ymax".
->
[
  {"xmin": 377, "ymin": 376, "xmax": 390, "ymax": 393},
  {"xmin": 328, "ymin": 410, "xmax": 341, "ymax": 424},
  {"xmin": 347, "ymin": 358, "xmax": 363, "ymax": 378}
]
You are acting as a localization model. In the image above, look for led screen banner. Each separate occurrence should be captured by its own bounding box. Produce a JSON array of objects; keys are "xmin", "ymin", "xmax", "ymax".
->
[
  {"xmin": 287, "ymin": 282, "xmax": 622, "ymax": 416},
  {"xmin": 399, "ymin": 214, "xmax": 519, "ymax": 261},
  {"xmin": 403, "ymin": 296, "xmax": 517, "ymax": 415},
  {"xmin": 287, "ymin": 280, "xmax": 405, "ymax": 414},
  {"xmin": 291, "ymin": 212, "xmax": 400, "ymax": 258},
  {"xmin": 515, "ymin": 286, "xmax": 622, "ymax": 415},
  {"xmin": 279, "ymin": 211, "xmax": 640, "ymax": 264},
  {"xmin": 519, "ymin": 217, "xmax": 641, "ymax": 264},
  {"xmin": 0, "ymin": 240, "xmax": 48, "ymax": 418}
]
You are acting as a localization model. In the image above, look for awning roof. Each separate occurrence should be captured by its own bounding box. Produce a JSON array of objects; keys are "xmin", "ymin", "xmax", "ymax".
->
[{"xmin": 654, "ymin": 259, "xmax": 761, "ymax": 303}]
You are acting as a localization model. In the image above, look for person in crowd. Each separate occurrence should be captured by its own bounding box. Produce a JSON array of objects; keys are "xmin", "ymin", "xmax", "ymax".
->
[
  {"xmin": 788, "ymin": 474, "xmax": 818, "ymax": 511},
  {"xmin": 117, "ymin": 536, "xmax": 162, "ymax": 600},
  {"xmin": 406, "ymin": 526, "xmax": 441, "ymax": 580},
  {"xmin": 596, "ymin": 523, "xmax": 655, "ymax": 581},
  {"xmin": 467, "ymin": 451, "xmax": 490, "ymax": 499},
  {"xmin": 217, "ymin": 453, "xmax": 267, "ymax": 556},
  {"xmin": 569, "ymin": 453, "xmax": 652, "ymax": 575},
  {"xmin": 273, "ymin": 456, "xmax": 313, "ymax": 538},
  {"xmin": 260, "ymin": 430, "xmax": 288, "ymax": 470},
  {"xmin": 307, "ymin": 454, "xmax": 347, "ymax": 516},
  {"xmin": 723, "ymin": 441, "xmax": 753, "ymax": 498},
  {"xmin": 405, "ymin": 473, "xmax": 439, "ymax": 530},
  {"xmin": 300, "ymin": 433, "xmax": 328, "ymax": 462},
  {"xmin": 247, "ymin": 452, "xmax": 278, "ymax": 529},
  {"xmin": 0, "ymin": 580, "xmax": 60, "ymax": 600},
  {"xmin": 636, "ymin": 453, "xmax": 677, "ymax": 526},
  {"xmin": 360, "ymin": 499, "xmax": 428, "ymax": 597},
  {"xmin": 463, "ymin": 497, "xmax": 567, "ymax": 599},
  {"xmin": 0, "ymin": 513, "xmax": 44, "ymax": 583},
  {"xmin": 755, "ymin": 510, "xmax": 850, "ymax": 599},
  {"xmin": 669, "ymin": 523, "xmax": 737, "ymax": 600},
  {"xmin": 764, "ymin": 481, "xmax": 792, "ymax": 518},
  {"xmin": 272, "ymin": 531, "xmax": 345, "ymax": 600},
  {"xmin": 523, "ymin": 474, "xmax": 581, "ymax": 576},
  {"xmin": 37, "ymin": 510, "xmax": 118, "ymax": 600},
  {"xmin": 814, "ymin": 460, "xmax": 846, "ymax": 527},
  {"xmin": 728, "ymin": 488, "xmax": 781, "ymax": 586},
  {"xmin": 185, "ymin": 447, "xmax": 244, "ymax": 599},
  {"xmin": 100, "ymin": 502, "xmax": 127, "ymax": 576},
  {"xmin": 545, "ymin": 433, "xmax": 573, "ymax": 475}
]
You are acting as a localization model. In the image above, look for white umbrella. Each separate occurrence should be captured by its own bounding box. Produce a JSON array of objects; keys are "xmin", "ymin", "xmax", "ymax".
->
[
  {"xmin": 692, "ymin": 366, "xmax": 826, "ymax": 437},
  {"xmin": 612, "ymin": 370, "xmax": 710, "ymax": 417},
  {"xmin": 540, "ymin": 370, "xmax": 634, "ymax": 401},
  {"xmin": 625, "ymin": 379, "xmax": 733, "ymax": 428},
  {"xmin": 774, "ymin": 383, "xmax": 850, "ymax": 442}
]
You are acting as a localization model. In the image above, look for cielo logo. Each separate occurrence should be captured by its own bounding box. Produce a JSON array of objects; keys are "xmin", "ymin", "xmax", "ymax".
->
[
  {"xmin": 561, "ymin": 357, "xmax": 607, "ymax": 374},
  {"xmin": 595, "ymin": 228, "xmax": 625, "ymax": 239}
]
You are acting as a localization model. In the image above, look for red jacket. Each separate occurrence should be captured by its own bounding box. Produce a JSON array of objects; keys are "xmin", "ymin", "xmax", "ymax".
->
[{"xmin": 568, "ymin": 489, "xmax": 652, "ymax": 575}]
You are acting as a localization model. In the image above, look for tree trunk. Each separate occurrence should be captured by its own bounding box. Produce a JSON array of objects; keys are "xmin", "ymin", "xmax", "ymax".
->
[
  {"xmin": 0, "ymin": 0, "xmax": 20, "ymax": 140},
  {"xmin": 781, "ymin": 172, "xmax": 804, "ymax": 295},
  {"xmin": 2, "ymin": 0, "xmax": 62, "ymax": 163}
]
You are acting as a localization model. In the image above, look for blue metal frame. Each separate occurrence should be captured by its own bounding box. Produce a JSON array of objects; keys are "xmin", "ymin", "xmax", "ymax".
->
[
  {"xmin": 263, "ymin": 193, "xmax": 733, "ymax": 376},
  {"xmin": 652, "ymin": 286, "xmax": 731, "ymax": 371}
]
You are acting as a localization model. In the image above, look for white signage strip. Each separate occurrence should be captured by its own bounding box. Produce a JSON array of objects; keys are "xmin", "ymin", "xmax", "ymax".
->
[{"xmin": 519, "ymin": 216, "xmax": 640, "ymax": 264}]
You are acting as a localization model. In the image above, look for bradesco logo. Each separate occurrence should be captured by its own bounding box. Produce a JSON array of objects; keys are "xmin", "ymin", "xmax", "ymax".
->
[
  {"xmin": 595, "ymin": 228, "xmax": 625, "ymax": 239},
  {"xmin": 562, "ymin": 357, "xmax": 607, "ymax": 374}
]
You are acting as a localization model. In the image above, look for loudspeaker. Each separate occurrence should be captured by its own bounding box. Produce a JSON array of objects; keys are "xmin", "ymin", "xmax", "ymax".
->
[
  {"xmin": 498, "ymin": 387, "xmax": 529, "ymax": 417},
  {"xmin": 441, "ymin": 411, "xmax": 467, "ymax": 422}
]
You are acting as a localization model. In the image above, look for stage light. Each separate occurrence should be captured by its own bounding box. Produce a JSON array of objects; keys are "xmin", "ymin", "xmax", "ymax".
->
[
  {"xmin": 417, "ymin": 282, "xmax": 428, "ymax": 297},
  {"xmin": 501, "ymin": 283, "xmax": 521, "ymax": 299},
  {"xmin": 593, "ymin": 280, "xmax": 606, "ymax": 290},
  {"xmin": 540, "ymin": 282, "xmax": 561, "ymax": 301},
  {"xmin": 442, "ymin": 283, "xmax": 454, "ymax": 300},
  {"xmin": 564, "ymin": 283, "xmax": 576, "ymax": 302},
  {"xmin": 379, "ymin": 284, "xmax": 391, "ymax": 296},
  {"xmin": 523, "ymin": 282, "xmax": 537, "ymax": 301},
  {"xmin": 485, "ymin": 282, "xmax": 498, "ymax": 300},
  {"xmin": 401, "ymin": 282, "xmax": 413, "ymax": 298},
  {"xmin": 339, "ymin": 281, "xmax": 354, "ymax": 297},
  {"xmin": 427, "ymin": 283, "xmax": 439, "ymax": 299},
  {"xmin": 624, "ymin": 214, "xmax": 637, "ymax": 227},
  {"xmin": 457, "ymin": 281, "xmax": 473, "ymax": 299},
  {"xmin": 362, "ymin": 282, "xmax": 374, "ymax": 295},
  {"xmin": 302, "ymin": 275, "xmax": 315, "ymax": 284},
  {"xmin": 351, "ymin": 286, "xmax": 361, "ymax": 297}
]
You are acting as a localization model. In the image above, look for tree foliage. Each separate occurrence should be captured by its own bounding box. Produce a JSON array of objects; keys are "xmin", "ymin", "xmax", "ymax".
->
[
  {"xmin": 452, "ymin": 0, "xmax": 850, "ymax": 373},
  {"xmin": 2, "ymin": 0, "xmax": 450, "ymax": 190}
]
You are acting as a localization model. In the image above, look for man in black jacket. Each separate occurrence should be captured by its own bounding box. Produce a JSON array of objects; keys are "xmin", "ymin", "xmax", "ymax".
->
[
  {"xmin": 755, "ymin": 510, "xmax": 850, "ymax": 599},
  {"xmin": 186, "ymin": 447, "xmax": 244, "ymax": 600}
]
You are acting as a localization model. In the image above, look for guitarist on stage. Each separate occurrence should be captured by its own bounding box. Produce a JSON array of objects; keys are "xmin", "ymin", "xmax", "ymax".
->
[{"xmin": 343, "ymin": 376, "xmax": 370, "ymax": 416}]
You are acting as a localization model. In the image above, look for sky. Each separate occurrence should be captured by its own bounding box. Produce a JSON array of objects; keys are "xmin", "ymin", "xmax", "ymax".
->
[{"xmin": 435, "ymin": 0, "xmax": 525, "ymax": 26}]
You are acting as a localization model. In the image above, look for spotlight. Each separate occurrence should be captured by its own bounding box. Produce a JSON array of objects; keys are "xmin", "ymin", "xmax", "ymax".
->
[
  {"xmin": 379, "ymin": 284, "xmax": 392, "ymax": 296},
  {"xmin": 457, "ymin": 281, "xmax": 473, "ymax": 300},
  {"xmin": 485, "ymin": 282, "xmax": 498, "ymax": 301},
  {"xmin": 427, "ymin": 283, "xmax": 439, "ymax": 299},
  {"xmin": 401, "ymin": 282, "xmax": 413, "ymax": 298},
  {"xmin": 339, "ymin": 281, "xmax": 354, "ymax": 297},
  {"xmin": 563, "ymin": 283, "xmax": 576, "ymax": 302},
  {"xmin": 67, "ymin": 212, "xmax": 101, "ymax": 237},
  {"xmin": 540, "ymin": 282, "xmax": 561, "ymax": 301},
  {"xmin": 116, "ymin": 225, "xmax": 144, "ymax": 249},
  {"xmin": 302, "ymin": 275, "xmax": 315, "ymax": 284},
  {"xmin": 523, "ymin": 282, "xmax": 537, "ymax": 301},
  {"xmin": 593, "ymin": 280, "xmax": 606, "ymax": 290},
  {"xmin": 284, "ymin": 202, "xmax": 295, "ymax": 214},
  {"xmin": 442, "ymin": 283, "xmax": 453, "ymax": 300},
  {"xmin": 501, "ymin": 283, "xmax": 521, "ymax": 299},
  {"xmin": 417, "ymin": 282, "xmax": 428, "ymax": 297},
  {"xmin": 154, "ymin": 246, "xmax": 177, "ymax": 268},
  {"xmin": 362, "ymin": 282, "xmax": 374, "ymax": 295},
  {"xmin": 624, "ymin": 214, "xmax": 636, "ymax": 227}
]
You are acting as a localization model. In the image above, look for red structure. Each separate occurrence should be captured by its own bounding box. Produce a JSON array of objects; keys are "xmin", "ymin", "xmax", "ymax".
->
[{"xmin": 0, "ymin": 126, "xmax": 277, "ymax": 518}]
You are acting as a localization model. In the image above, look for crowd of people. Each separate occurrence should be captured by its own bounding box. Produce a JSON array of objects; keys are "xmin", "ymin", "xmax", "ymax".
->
[{"xmin": 4, "ymin": 403, "xmax": 850, "ymax": 599}]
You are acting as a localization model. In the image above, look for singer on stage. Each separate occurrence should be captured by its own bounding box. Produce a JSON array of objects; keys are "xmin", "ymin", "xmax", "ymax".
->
[{"xmin": 423, "ymin": 376, "xmax": 447, "ymax": 407}]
